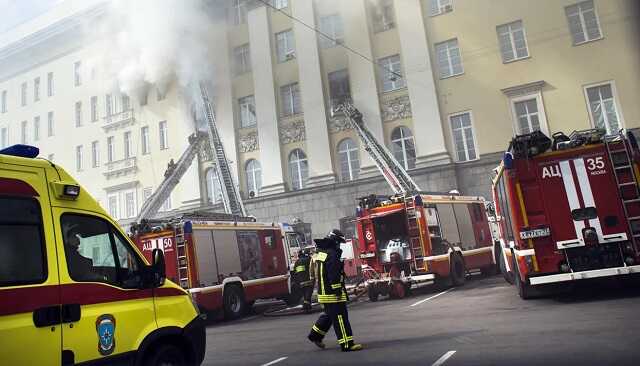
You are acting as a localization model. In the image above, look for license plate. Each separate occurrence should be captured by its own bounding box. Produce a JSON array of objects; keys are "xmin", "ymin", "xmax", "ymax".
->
[
  {"xmin": 359, "ymin": 252, "xmax": 375, "ymax": 259},
  {"xmin": 520, "ymin": 227, "xmax": 550, "ymax": 240}
]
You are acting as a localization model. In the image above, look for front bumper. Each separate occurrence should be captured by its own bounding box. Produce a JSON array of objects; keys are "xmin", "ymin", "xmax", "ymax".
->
[
  {"xmin": 529, "ymin": 264, "xmax": 640, "ymax": 285},
  {"xmin": 183, "ymin": 315, "xmax": 207, "ymax": 365}
]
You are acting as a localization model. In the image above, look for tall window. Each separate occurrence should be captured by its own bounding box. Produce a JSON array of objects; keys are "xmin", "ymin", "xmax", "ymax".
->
[
  {"xmin": 33, "ymin": 116, "xmax": 40, "ymax": 142},
  {"xmin": 21, "ymin": 121, "xmax": 27, "ymax": 144},
  {"xmin": 372, "ymin": 0, "xmax": 395, "ymax": 33},
  {"xmin": 281, "ymin": 83, "xmax": 302, "ymax": 116},
  {"xmin": 75, "ymin": 101, "xmax": 82, "ymax": 127},
  {"xmin": 319, "ymin": 14, "xmax": 344, "ymax": 48},
  {"xmin": 497, "ymin": 20, "xmax": 529, "ymax": 63},
  {"xmin": 245, "ymin": 160, "xmax": 262, "ymax": 197},
  {"xmin": 513, "ymin": 98, "xmax": 542, "ymax": 134},
  {"xmin": 450, "ymin": 112, "xmax": 478, "ymax": 162},
  {"xmin": 1, "ymin": 128, "xmax": 7, "ymax": 148},
  {"xmin": 435, "ymin": 38, "xmax": 463, "ymax": 78},
  {"xmin": 74, "ymin": 61, "xmax": 81, "ymax": 86},
  {"xmin": 328, "ymin": 69, "xmax": 351, "ymax": 111},
  {"xmin": 105, "ymin": 94, "xmax": 112, "ymax": 116},
  {"xmin": 233, "ymin": 44, "xmax": 251, "ymax": 75},
  {"xmin": 33, "ymin": 77, "xmax": 40, "ymax": 102},
  {"xmin": 47, "ymin": 72, "xmax": 54, "ymax": 97},
  {"xmin": 21, "ymin": 82, "xmax": 27, "ymax": 106},
  {"xmin": 141, "ymin": 126, "xmax": 150, "ymax": 154},
  {"xmin": 379, "ymin": 55, "xmax": 406, "ymax": 92},
  {"xmin": 391, "ymin": 126, "xmax": 416, "ymax": 170},
  {"xmin": 586, "ymin": 83, "xmax": 622, "ymax": 135},
  {"xmin": 338, "ymin": 138, "xmax": 360, "ymax": 181},
  {"xmin": 91, "ymin": 141, "xmax": 100, "ymax": 168},
  {"xmin": 428, "ymin": 0, "xmax": 453, "ymax": 16},
  {"xmin": 1, "ymin": 90, "xmax": 6, "ymax": 113},
  {"xmin": 124, "ymin": 131, "xmax": 132, "ymax": 158},
  {"xmin": 288, "ymin": 149, "xmax": 308, "ymax": 191},
  {"xmin": 108, "ymin": 194, "xmax": 119, "ymax": 218},
  {"xmin": 566, "ymin": 1, "xmax": 602, "ymax": 45},
  {"xmin": 107, "ymin": 136, "xmax": 115, "ymax": 163},
  {"xmin": 76, "ymin": 145, "xmax": 83, "ymax": 171},
  {"xmin": 47, "ymin": 111, "xmax": 54, "ymax": 137},
  {"xmin": 159, "ymin": 121, "xmax": 168, "ymax": 149},
  {"xmin": 271, "ymin": 0, "xmax": 287, "ymax": 9},
  {"xmin": 231, "ymin": 0, "xmax": 248, "ymax": 25},
  {"xmin": 206, "ymin": 167, "xmax": 223, "ymax": 204},
  {"xmin": 122, "ymin": 94, "xmax": 130, "ymax": 110},
  {"xmin": 276, "ymin": 29, "xmax": 295, "ymax": 63},
  {"xmin": 125, "ymin": 191, "xmax": 136, "ymax": 219},
  {"xmin": 91, "ymin": 96, "xmax": 98, "ymax": 122},
  {"xmin": 239, "ymin": 95, "xmax": 257, "ymax": 128},
  {"xmin": 143, "ymin": 187, "xmax": 153, "ymax": 204}
]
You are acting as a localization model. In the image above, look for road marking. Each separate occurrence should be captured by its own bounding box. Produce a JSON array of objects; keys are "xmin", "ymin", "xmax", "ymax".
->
[
  {"xmin": 261, "ymin": 356, "xmax": 288, "ymax": 366},
  {"xmin": 409, "ymin": 288, "xmax": 453, "ymax": 307},
  {"xmin": 432, "ymin": 350, "xmax": 456, "ymax": 366}
]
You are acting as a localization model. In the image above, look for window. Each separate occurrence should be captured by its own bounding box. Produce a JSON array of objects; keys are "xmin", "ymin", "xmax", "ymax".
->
[
  {"xmin": 379, "ymin": 55, "xmax": 406, "ymax": 92},
  {"xmin": 206, "ymin": 168, "xmax": 223, "ymax": 204},
  {"xmin": 33, "ymin": 77, "xmax": 40, "ymax": 102},
  {"xmin": 21, "ymin": 121, "xmax": 27, "ymax": 144},
  {"xmin": 107, "ymin": 136, "xmax": 115, "ymax": 163},
  {"xmin": 141, "ymin": 126, "xmax": 150, "ymax": 154},
  {"xmin": 512, "ymin": 97, "xmax": 544, "ymax": 135},
  {"xmin": 33, "ymin": 116, "xmax": 40, "ymax": 142},
  {"xmin": 281, "ymin": 83, "xmax": 302, "ymax": 116},
  {"xmin": 233, "ymin": 44, "xmax": 251, "ymax": 75},
  {"xmin": 245, "ymin": 159, "xmax": 262, "ymax": 197},
  {"xmin": 157, "ymin": 88, "xmax": 166, "ymax": 101},
  {"xmin": 122, "ymin": 94, "xmax": 130, "ymax": 111},
  {"xmin": 108, "ymin": 195, "xmax": 119, "ymax": 218},
  {"xmin": 338, "ymin": 138, "xmax": 360, "ymax": 181},
  {"xmin": 391, "ymin": 126, "xmax": 416, "ymax": 170},
  {"xmin": 239, "ymin": 95, "xmax": 257, "ymax": 128},
  {"xmin": 124, "ymin": 191, "xmax": 136, "ymax": 218},
  {"xmin": 159, "ymin": 121, "xmax": 168, "ymax": 149},
  {"xmin": 319, "ymin": 14, "xmax": 344, "ymax": 48},
  {"xmin": 436, "ymin": 39, "xmax": 463, "ymax": 78},
  {"xmin": 288, "ymin": 149, "xmax": 308, "ymax": 190},
  {"xmin": 372, "ymin": 0, "xmax": 395, "ymax": 33},
  {"xmin": 276, "ymin": 29, "xmax": 295, "ymax": 63},
  {"xmin": 0, "ymin": 128, "xmax": 7, "ymax": 148},
  {"xmin": 271, "ymin": 0, "xmax": 287, "ymax": 9},
  {"xmin": 328, "ymin": 70, "xmax": 351, "ymax": 111},
  {"xmin": 74, "ymin": 61, "xmax": 81, "ymax": 86},
  {"xmin": 47, "ymin": 111, "xmax": 54, "ymax": 137},
  {"xmin": 497, "ymin": 20, "xmax": 529, "ymax": 62},
  {"xmin": 161, "ymin": 195, "xmax": 172, "ymax": 212},
  {"xmin": 75, "ymin": 101, "xmax": 82, "ymax": 127},
  {"xmin": 76, "ymin": 145, "xmax": 83, "ymax": 171},
  {"xmin": 21, "ymin": 82, "xmax": 27, "ymax": 106},
  {"xmin": 428, "ymin": 0, "xmax": 453, "ymax": 16},
  {"xmin": 0, "ymin": 198, "xmax": 46, "ymax": 286},
  {"xmin": 91, "ymin": 96, "xmax": 98, "ymax": 122},
  {"xmin": 47, "ymin": 72, "xmax": 54, "ymax": 97},
  {"xmin": 61, "ymin": 214, "xmax": 143, "ymax": 288},
  {"xmin": 231, "ymin": 0, "xmax": 248, "ymax": 25},
  {"xmin": 450, "ymin": 112, "xmax": 478, "ymax": 162},
  {"xmin": 585, "ymin": 83, "xmax": 622, "ymax": 135},
  {"xmin": 91, "ymin": 141, "xmax": 100, "ymax": 168},
  {"xmin": 1, "ymin": 90, "xmax": 6, "ymax": 113},
  {"xmin": 566, "ymin": 0, "xmax": 602, "ymax": 45},
  {"xmin": 105, "ymin": 94, "xmax": 112, "ymax": 116},
  {"xmin": 124, "ymin": 131, "xmax": 132, "ymax": 158},
  {"xmin": 143, "ymin": 187, "xmax": 153, "ymax": 203}
]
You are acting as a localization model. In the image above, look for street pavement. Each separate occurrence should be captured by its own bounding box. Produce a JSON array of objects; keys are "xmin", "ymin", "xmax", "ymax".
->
[{"xmin": 201, "ymin": 275, "xmax": 640, "ymax": 366}]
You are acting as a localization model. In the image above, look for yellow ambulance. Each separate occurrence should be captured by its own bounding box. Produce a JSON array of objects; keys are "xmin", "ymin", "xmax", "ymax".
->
[{"xmin": 0, "ymin": 145, "xmax": 206, "ymax": 365}]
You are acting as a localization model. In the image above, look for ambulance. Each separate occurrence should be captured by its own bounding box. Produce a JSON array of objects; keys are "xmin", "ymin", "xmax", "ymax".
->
[{"xmin": 0, "ymin": 145, "xmax": 206, "ymax": 365}]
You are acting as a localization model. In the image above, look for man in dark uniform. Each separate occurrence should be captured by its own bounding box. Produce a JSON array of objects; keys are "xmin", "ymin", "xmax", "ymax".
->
[
  {"xmin": 307, "ymin": 229, "xmax": 363, "ymax": 352},
  {"xmin": 294, "ymin": 248, "xmax": 313, "ymax": 313},
  {"xmin": 63, "ymin": 223, "xmax": 96, "ymax": 281}
]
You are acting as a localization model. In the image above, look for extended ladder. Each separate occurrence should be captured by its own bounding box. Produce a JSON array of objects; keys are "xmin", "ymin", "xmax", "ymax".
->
[
  {"xmin": 174, "ymin": 225, "xmax": 191, "ymax": 289},
  {"xmin": 404, "ymin": 195, "xmax": 425, "ymax": 272}
]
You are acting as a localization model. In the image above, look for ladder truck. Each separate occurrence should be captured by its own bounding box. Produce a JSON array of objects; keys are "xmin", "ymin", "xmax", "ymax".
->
[{"xmin": 336, "ymin": 102, "xmax": 496, "ymax": 301}]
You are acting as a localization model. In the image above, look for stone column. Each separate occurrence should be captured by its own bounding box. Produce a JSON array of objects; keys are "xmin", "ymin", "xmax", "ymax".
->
[
  {"xmin": 248, "ymin": 6, "xmax": 286, "ymax": 194},
  {"xmin": 291, "ymin": 0, "xmax": 336, "ymax": 187},
  {"xmin": 394, "ymin": 0, "xmax": 450, "ymax": 167},
  {"xmin": 340, "ymin": 0, "xmax": 385, "ymax": 177}
]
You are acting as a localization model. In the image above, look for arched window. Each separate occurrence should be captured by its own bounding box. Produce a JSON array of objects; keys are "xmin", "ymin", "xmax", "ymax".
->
[
  {"xmin": 391, "ymin": 126, "xmax": 416, "ymax": 170},
  {"xmin": 245, "ymin": 159, "xmax": 262, "ymax": 197},
  {"xmin": 288, "ymin": 149, "xmax": 308, "ymax": 190},
  {"xmin": 205, "ymin": 167, "xmax": 223, "ymax": 204},
  {"xmin": 338, "ymin": 138, "xmax": 360, "ymax": 181}
]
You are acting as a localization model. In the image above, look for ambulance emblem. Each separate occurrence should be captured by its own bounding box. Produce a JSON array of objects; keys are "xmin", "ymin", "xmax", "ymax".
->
[{"xmin": 96, "ymin": 314, "xmax": 116, "ymax": 356}]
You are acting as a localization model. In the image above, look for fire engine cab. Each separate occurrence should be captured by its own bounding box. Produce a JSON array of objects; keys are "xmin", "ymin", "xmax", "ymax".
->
[{"xmin": 493, "ymin": 129, "xmax": 640, "ymax": 299}]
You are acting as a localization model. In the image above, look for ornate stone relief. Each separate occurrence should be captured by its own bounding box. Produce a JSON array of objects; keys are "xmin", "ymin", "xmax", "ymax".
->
[
  {"xmin": 381, "ymin": 94, "xmax": 412, "ymax": 122},
  {"xmin": 328, "ymin": 115, "xmax": 353, "ymax": 133},
  {"xmin": 279, "ymin": 119, "xmax": 306, "ymax": 144},
  {"xmin": 239, "ymin": 131, "xmax": 259, "ymax": 153}
]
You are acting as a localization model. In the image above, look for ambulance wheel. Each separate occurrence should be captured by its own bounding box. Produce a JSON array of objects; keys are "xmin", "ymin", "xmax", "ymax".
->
[
  {"xmin": 367, "ymin": 286, "xmax": 379, "ymax": 302},
  {"xmin": 450, "ymin": 254, "xmax": 466, "ymax": 287},
  {"xmin": 223, "ymin": 285, "xmax": 246, "ymax": 320},
  {"xmin": 145, "ymin": 344, "xmax": 186, "ymax": 366}
]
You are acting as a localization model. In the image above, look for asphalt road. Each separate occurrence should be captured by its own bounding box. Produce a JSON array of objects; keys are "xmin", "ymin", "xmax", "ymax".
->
[{"xmin": 201, "ymin": 275, "xmax": 640, "ymax": 366}]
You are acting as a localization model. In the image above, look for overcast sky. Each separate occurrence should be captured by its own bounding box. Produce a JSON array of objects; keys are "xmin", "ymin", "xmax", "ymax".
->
[{"xmin": 0, "ymin": 0, "xmax": 62, "ymax": 34}]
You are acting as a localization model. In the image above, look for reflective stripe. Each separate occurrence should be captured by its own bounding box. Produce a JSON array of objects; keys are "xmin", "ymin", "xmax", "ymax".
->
[
  {"xmin": 314, "ymin": 252, "xmax": 328, "ymax": 262},
  {"xmin": 338, "ymin": 315, "xmax": 347, "ymax": 344},
  {"xmin": 319, "ymin": 262, "xmax": 325, "ymax": 295},
  {"xmin": 331, "ymin": 283, "xmax": 342, "ymax": 289},
  {"xmin": 560, "ymin": 160, "xmax": 586, "ymax": 238},
  {"xmin": 295, "ymin": 266, "xmax": 306, "ymax": 273},
  {"xmin": 317, "ymin": 292, "xmax": 348, "ymax": 303},
  {"xmin": 574, "ymin": 158, "xmax": 604, "ymax": 239},
  {"xmin": 312, "ymin": 325, "xmax": 326, "ymax": 336}
]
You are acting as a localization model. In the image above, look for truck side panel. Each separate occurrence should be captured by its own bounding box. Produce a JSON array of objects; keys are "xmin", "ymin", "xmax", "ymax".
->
[{"xmin": 192, "ymin": 229, "xmax": 219, "ymax": 287}]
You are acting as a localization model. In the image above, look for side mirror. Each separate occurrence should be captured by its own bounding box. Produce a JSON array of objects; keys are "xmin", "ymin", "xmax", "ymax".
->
[{"xmin": 152, "ymin": 248, "xmax": 166, "ymax": 287}]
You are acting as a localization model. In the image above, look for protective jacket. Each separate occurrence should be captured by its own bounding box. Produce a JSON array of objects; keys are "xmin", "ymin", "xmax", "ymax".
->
[
  {"xmin": 313, "ymin": 239, "xmax": 347, "ymax": 303},
  {"xmin": 294, "ymin": 254, "xmax": 312, "ymax": 287}
]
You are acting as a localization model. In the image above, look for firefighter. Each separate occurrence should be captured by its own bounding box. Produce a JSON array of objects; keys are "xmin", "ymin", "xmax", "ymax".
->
[
  {"xmin": 307, "ymin": 229, "xmax": 363, "ymax": 352},
  {"xmin": 294, "ymin": 248, "xmax": 314, "ymax": 313}
]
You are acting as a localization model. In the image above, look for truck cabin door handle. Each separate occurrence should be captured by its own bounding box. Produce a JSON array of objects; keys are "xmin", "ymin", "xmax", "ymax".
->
[
  {"xmin": 61, "ymin": 304, "xmax": 81, "ymax": 323},
  {"xmin": 33, "ymin": 305, "xmax": 61, "ymax": 328}
]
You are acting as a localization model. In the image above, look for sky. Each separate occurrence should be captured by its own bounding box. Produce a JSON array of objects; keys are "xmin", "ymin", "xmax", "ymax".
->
[{"xmin": 0, "ymin": 0, "xmax": 62, "ymax": 33}]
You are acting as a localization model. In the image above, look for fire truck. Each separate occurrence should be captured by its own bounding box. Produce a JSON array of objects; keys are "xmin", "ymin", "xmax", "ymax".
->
[
  {"xmin": 492, "ymin": 129, "xmax": 640, "ymax": 299},
  {"xmin": 336, "ymin": 102, "xmax": 496, "ymax": 301}
]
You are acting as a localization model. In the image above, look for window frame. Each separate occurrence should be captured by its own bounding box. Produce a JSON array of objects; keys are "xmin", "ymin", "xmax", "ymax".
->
[
  {"xmin": 233, "ymin": 44, "xmax": 252, "ymax": 75},
  {"xmin": 435, "ymin": 38, "xmax": 464, "ymax": 79},
  {"xmin": 1, "ymin": 90, "xmax": 6, "ymax": 113},
  {"xmin": 378, "ymin": 54, "xmax": 406, "ymax": 92},
  {"xmin": 496, "ymin": 20, "xmax": 530, "ymax": 64},
  {"xmin": 159, "ymin": 121, "xmax": 169, "ymax": 150},
  {"xmin": 107, "ymin": 136, "xmax": 115, "ymax": 163},
  {"xmin": 583, "ymin": 80, "xmax": 625, "ymax": 135},
  {"xmin": 448, "ymin": 110, "xmax": 480, "ymax": 163},
  {"xmin": 21, "ymin": 120, "xmax": 27, "ymax": 144},
  {"xmin": 390, "ymin": 126, "xmax": 416, "ymax": 170},
  {"xmin": 509, "ymin": 91, "xmax": 549, "ymax": 136},
  {"xmin": 245, "ymin": 159, "xmax": 262, "ymax": 197},
  {"xmin": 91, "ymin": 140, "xmax": 100, "ymax": 168},
  {"xmin": 206, "ymin": 167, "xmax": 223, "ymax": 204},
  {"xmin": 141, "ymin": 126, "xmax": 150, "ymax": 155},
  {"xmin": 124, "ymin": 131, "xmax": 133, "ymax": 159},
  {"xmin": 565, "ymin": 0, "xmax": 603, "ymax": 46},
  {"xmin": 239, "ymin": 95, "xmax": 257, "ymax": 128},
  {"xmin": 337, "ymin": 138, "xmax": 360, "ymax": 182},
  {"xmin": 276, "ymin": 29, "xmax": 295, "ymax": 63},
  {"xmin": 319, "ymin": 14, "xmax": 344, "ymax": 49},
  {"xmin": 47, "ymin": 111, "xmax": 54, "ymax": 137},
  {"xmin": 76, "ymin": 145, "xmax": 84, "ymax": 172},
  {"xmin": 91, "ymin": 96, "xmax": 98, "ymax": 122},
  {"xmin": 21, "ymin": 82, "xmax": 27, "ymax": 107},
  {"xmin": 75, "ymin": 101, "xmax": 82, "ymax": 127},
  {"xmin": 47, "ymin": 72, "xmax": 54, "ymax": 97},
  {"xmin": 280, "ymin": 83, "xmax": 302, "ymax": 117},
  {"xmin": 74, "ymin": 61, "xmax": 82, "ymax": 87},
  {"xmin": 428, "ymin": 0, "xmax": 453, "ymax": 17},
  {"xmin": 288, "ymin": 149, "xmax": 309, "ymax": 191},
  {"xmin": 33, "ymin": 116, "xmax": 40, "ymax": 142},
  {"xmin": 34, "ymin": 77, "xmax": 40, "ymax": 102}
]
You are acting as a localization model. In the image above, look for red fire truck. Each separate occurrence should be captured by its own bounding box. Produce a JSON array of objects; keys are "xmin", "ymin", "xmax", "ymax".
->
[
  {"xmin": 133, "ymin": 213, "xmax": 299, "ymax": 319},
  {"xmin": 356, "ymin": 193, "xmax": 496, "ymax": 301},
  {"xmin": 493, "ymin": 129, "xmax": 640, "ymax": 299}
]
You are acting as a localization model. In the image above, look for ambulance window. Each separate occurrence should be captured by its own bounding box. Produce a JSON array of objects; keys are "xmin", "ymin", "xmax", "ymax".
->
[
  {"xmin": 0, "ymin": 197, "xmax": 46, "ymax": 286},
  {"xmin": 112, "ymin": 232, "xmax": 143, "ymax": 289}
]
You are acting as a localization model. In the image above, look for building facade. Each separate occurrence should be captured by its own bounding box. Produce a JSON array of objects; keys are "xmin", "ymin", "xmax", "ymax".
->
[{"xmin": 1, "ymin": 0, "xmax": 638, "ymax": 237}]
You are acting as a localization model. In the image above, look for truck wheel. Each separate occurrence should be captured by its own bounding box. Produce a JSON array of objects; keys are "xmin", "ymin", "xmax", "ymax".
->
[
  {"xmin": 223, "ymin": 285, "xmax": 246, "ymax": 320},
  {"xmin": 512, "ymin": 256, "xmax": 538, "ymax": 300},
  {"xmin": 145, "ymin": 344, "xmax": 186, "ymax": 366},
  {"xmin": 367, "ymin": 285, "xmax": 379, "ymax": 302},
  {"xmin": 450, "ymin": 254, "xmax": 466, "ymax": 287}
]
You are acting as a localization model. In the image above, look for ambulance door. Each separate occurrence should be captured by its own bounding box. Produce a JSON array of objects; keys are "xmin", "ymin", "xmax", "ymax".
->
[
  {"xmin": 0, "ymin": 175, "xmax": 61, "ymax": 366},
  {"xmin": 55, "ymin": 211, "xmax": 156, "ymax": 364}
]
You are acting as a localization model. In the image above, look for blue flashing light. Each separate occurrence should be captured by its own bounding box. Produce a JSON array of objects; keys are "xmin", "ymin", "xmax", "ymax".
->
[
  {"xmin": 414, "ymin": 195, "xmax": 423, "ymax": 207},
  {"xmin": 503, "ymin": 151, "xmax": 514, "ymax": 169},
  {"xmin": 0, "ymin": 144, "xmax": 39, "ymax": 159},
  {"xmin": 184, "ymin": 221, "xmax": 193, "ymax": 234}
]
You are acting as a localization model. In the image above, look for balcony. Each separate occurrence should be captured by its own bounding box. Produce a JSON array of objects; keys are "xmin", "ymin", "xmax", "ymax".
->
[
  {"xmin": 102, "ymin": 109, "xmax": 135, "ymax": 132},
  {"xmin": 103, "ymin": 157, "xmax": 138, "ymax": 179}
]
